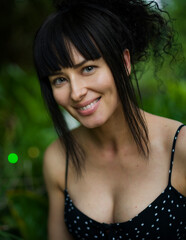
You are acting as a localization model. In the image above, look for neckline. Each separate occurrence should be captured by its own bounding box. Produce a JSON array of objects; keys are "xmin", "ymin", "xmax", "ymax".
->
[
  {"xmin": 64, "ymin": 124, "xmax": 185, "ymax": 226},
  {"xmin": 64, "ymin": 184, "xmax": 185, "ymax": 227}
]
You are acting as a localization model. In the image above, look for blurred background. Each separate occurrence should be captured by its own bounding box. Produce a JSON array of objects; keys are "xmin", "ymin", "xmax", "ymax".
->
[{"xmin": 0, "ymin": 0, "xmax": 186, "ymax": 239}]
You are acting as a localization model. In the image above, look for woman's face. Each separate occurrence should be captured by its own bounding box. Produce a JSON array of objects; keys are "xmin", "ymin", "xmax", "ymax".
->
[{"xmin": 49, "ymin": 45, "xmax": 130, "ymax": 129}]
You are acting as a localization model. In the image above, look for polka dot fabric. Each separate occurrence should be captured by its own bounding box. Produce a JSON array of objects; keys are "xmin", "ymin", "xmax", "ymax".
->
[{"xmin": 64, "ymin": 125, "xmax": 186, "ymax": 240}]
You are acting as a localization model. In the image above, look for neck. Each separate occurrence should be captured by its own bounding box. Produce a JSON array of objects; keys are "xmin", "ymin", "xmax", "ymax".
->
[{"xmin": 84, "ymin": 104, "xmax": 135, "ymax": 155}]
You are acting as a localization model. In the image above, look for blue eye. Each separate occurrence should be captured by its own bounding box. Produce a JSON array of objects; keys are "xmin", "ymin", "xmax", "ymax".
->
[
  {"xmin": 53, "ymin": 77, "xmax": 66, "ymax": 86},
  {"xmin": 83, "ymin": 66, "xmax": 95, "ymax": 73}
]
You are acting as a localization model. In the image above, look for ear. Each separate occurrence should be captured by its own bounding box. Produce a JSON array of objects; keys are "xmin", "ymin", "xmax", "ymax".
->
[{"xmin": 123, "ymin": 49, "xmax": 131, "ymax": 75}]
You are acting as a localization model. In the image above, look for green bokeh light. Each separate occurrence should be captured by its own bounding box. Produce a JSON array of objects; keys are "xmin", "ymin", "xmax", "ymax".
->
[{"xmin": 8, "ymin": 153, "xmax": 18, "ymax": 164}]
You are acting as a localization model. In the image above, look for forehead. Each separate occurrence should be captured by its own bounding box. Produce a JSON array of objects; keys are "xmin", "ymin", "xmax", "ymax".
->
[{"xmin": 68, "ymin": 44, "xmax": 86, "ymax": 65}]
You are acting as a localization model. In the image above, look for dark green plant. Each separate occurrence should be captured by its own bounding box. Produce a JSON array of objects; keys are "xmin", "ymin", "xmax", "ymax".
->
[
  {"xmin": 0, "ymin": 231, "xmax": 23, "ymax": 240},
  {"xmin": 0, "ymin": 65, "xmax": 55, "ymax": 239},
  {"xmin": 7, "ymin": 190, "xmax": 48, "ymax": 240}
]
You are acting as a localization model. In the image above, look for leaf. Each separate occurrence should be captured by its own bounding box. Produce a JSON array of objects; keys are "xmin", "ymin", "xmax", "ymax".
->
[
  {"xmin": 0, "ymin": 230, "xmax": 23, "ymax": 240},
  {"xmin": 7, "ymin": 190, "xmax": 48, "ymax": 240}
]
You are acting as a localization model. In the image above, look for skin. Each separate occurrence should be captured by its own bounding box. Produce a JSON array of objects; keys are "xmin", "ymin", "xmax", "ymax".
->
[
  {"xmin": 49, "ymin": 47, "xmax": 131, "ymax": 129},
  {"xmin": 44, "ymin": 45, "xmax": 186, "ymax": 240}
]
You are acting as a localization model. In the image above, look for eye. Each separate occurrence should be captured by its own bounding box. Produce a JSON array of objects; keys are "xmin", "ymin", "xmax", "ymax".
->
[
  {"xmin": 82, "ymin": 66, "xmax": 95, "ymax": 74},
  {"xmin": 52, "ymin": 77, "xmax": 67, "ymax": 86}
]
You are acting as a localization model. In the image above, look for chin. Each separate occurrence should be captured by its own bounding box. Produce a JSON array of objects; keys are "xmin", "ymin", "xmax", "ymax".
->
[{"xmin": 81, "ymin": 118, "xmax": 107, "ymax": 129}]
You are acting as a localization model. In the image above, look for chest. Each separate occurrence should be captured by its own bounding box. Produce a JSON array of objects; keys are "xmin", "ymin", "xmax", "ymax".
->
[
  {"xmin": 64, "ymin": 186, "xmax": 186, "ymax": 240},
  {"xmin": 67, "ymin": 155, "xmax": 170, "ymax": 224}
]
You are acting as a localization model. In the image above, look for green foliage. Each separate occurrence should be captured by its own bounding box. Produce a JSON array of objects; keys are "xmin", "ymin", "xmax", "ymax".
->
[
  {"xmin": 0, "ymin": 65, "xmax": 56, "ymax": 239},
  {"xmin": 0, "ymin": 231, "xmax": 23, "ymax": 240},
  {"xmin": 0, "ymin": 64, "xmax": 56, "ymax": 183},
  {"xmin": 7, "ymin": 191, "xmax": 48, "ymax": 240},
  {"xmin": 141, "ymin": 76, "xmax": 186, "ymax": 123}
]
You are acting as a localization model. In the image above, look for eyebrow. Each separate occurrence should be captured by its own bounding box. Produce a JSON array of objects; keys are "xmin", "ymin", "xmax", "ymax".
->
[{"xmin": 72, "ymin": 60, "xmax": 88, "ymax": 69}]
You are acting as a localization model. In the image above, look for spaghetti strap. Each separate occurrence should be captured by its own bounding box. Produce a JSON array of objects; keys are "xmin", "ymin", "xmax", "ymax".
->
[
  {"xmin": 168, "ymin": 124, "xmax": 185, "ymax": 185},
  {"xmin": 65, "ymin": 149, "xmax": 69, "ymax": 190}
]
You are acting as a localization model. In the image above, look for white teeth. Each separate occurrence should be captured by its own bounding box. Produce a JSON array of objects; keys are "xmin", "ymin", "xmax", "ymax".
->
[{"xmin": 79, "ymin": 98, "xmax": 99, "ymax": 111}]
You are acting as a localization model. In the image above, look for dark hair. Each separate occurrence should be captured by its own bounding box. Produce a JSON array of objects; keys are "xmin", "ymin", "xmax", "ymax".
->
[{"xmin": 34, "ymin": 0, "xmax": 176, "ymax": 173}]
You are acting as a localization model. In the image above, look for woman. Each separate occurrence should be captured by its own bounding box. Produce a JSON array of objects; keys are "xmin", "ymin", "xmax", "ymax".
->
[{"xmin": 34, "ymin": 0, "xmax": 186, "ymax": 239}]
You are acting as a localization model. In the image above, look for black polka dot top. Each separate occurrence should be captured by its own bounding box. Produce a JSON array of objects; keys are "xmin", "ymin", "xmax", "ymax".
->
[{"xmin": 64, "ymin": 124, "xmax": 186, "ymax": 240}]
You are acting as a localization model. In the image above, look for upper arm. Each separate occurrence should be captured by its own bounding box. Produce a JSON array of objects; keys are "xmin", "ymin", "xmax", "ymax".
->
[
  {"xmin": 43, "ymin": 141, "xmax": 74, "ymax": 240},
  {"xmin": 174, "ymin": 125, "xmax": 186, "ymax": 196}
]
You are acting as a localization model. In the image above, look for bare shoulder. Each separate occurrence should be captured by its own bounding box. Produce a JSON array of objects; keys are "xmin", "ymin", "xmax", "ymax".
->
[
  {"xmin": 43, "ymin": 139, "xmax": 74, "ymax": 240},
  {"xmin": 145, "ymin": 112, "xmax": 183, "ymax": 145},
  {"xmin": 173, "ymin": 124, "xmax": 186, "ymax": 176},
  {"xmin": 43, "ymin": 138, "xmax": 67, "ymax": 191},
  {"xmin": 146, "ymin": 112, "xmax": 186, "ymax": 195},
  {"xmin": 174, "ymin": 123, "xmax": 186, "ymax": 157},
  {"xmin": 154, "ymin": 115, "xmax": 185, "ymax": 156},
  {"xmin": 171, "ymin": 123, "xmax": 186, "ymax": 196}
]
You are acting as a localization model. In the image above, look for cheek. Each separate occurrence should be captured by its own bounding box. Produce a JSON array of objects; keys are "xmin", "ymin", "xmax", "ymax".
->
[
  {"xmin": 52, "ymin": 89, "xmax": 69, "ymax": 106},
  {"xmin": 96, "ymin": 71, "xmax": 118, "ymax": 95}
]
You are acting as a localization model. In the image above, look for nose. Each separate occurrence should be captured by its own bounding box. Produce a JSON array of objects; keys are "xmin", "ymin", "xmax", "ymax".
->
[{"xmin": 70, "ymin": 79, "xmax": 88, "ymax": 102}]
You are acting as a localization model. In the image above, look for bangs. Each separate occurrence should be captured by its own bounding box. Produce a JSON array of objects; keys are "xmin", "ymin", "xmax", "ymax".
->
[{"xmin": 34, "ymin": 10, "xmax": 102, "ymax": 78}]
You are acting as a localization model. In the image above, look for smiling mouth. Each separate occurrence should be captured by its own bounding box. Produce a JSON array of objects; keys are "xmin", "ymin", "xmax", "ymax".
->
[{"xmin": 79, "ymin": 97, "xmax": 101, "ymax": 111}]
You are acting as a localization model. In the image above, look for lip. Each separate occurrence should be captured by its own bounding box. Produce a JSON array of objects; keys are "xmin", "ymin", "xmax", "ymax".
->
[
  {"xmin": 74, "ymin": 97, "xmax": 101, "ymax": 109},
  {"xmin": 74, "ymin": 97, "xmax": 101, "ymax": 116}
]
